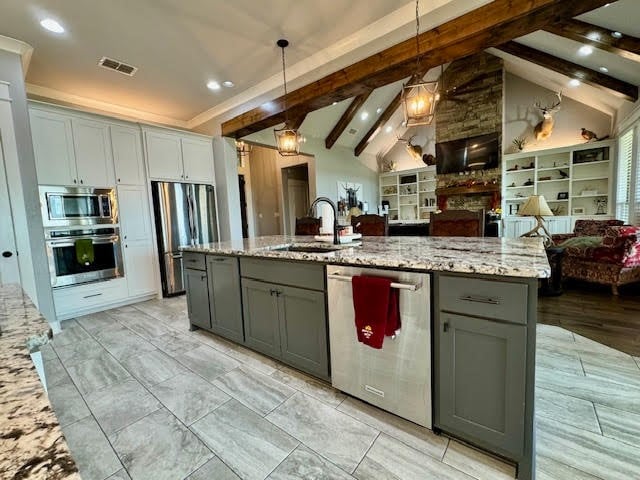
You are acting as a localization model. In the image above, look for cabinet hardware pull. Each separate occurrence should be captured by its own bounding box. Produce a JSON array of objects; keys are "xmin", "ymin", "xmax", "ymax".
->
[
  {"xmin": 460, "ymin": 295, "xmax": 500, "ymax": 305},
  {"xmin": 83, "ymin": 293, "xmax": 103, "ymax": 299},
  {"xmin": 201, "ymin": 275, "xmax": 207, "ymax": 281},
  {"xmin": 73, "ymin": 179, "xmax": 77, "ymax": 184},
  {"xmin": 213, "ymin": 258, "xmax": 226, "ymax": 262},
  {"xmin": 443, "ymin": 322, "xmax": 449, "ymax": 332},
  {"xmin": 80, "ymin": 179, "xmax": 83, "ymax": 184}
]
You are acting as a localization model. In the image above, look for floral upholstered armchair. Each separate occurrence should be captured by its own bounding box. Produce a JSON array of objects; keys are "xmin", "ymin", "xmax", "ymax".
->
[{"xmin": 551, "ymin": 220, "xmax": 640, "ymax": 294}]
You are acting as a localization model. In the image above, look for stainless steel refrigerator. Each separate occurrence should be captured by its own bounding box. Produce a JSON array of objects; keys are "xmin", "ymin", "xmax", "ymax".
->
[{"xmin": 151, "ymin": 182, "xmax": 218, "ymax": 296}]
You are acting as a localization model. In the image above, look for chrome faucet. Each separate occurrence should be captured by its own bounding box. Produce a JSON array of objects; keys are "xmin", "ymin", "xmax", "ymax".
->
[{"xmin": 308, "ymin": 197, "xmax": 340, "ymax": 245}]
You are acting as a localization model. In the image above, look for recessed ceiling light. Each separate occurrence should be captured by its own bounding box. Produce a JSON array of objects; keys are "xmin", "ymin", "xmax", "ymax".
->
[
  {"xmin": 568, "ymin": 79, "xmax": 581, "ymax": 87},
  {"xmin": 222, "ymin": 81, "xmax": 235, "ymax": 88},
  {"xmin": 578, "ymin": 45, "xmax": 594, "ymax": 56},
  {"xmin": 376, "ymin": 107, "xmax": 383, "ymax": 114},
  {"xmin": 611, "ymin": 31, "xmax": 623, "ymax": 39},
  {"xmin": 206, "ymin": 81, "xmax": 221, "ymax": 91},
  {"xmin": 604, "ymin": 3, "xmax": 611, "ymax": 6},
  {"xmin": 360, "ymin": 111, "xmax": 369, "ymax": 121},
  {"xmin": 586, "ymin": 32, "xmax": 601, "ymax": 41},
  {"xmin": 385, "ymin": 125, "xmax": 393, "ymax": 133},
  {"xmin": 332, "ymin": 101, "xmax": 338, "ymax": 105},
  {"xmin": 40, "ymin": 18, "xmax": 64, "ymax": 33},
  {"xmin": 599, "ymin": 66, "xmax": 609, "ymax": 73}
]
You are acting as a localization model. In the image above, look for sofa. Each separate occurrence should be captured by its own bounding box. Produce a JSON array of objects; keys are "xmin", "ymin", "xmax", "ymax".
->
[{"xmin": 551, "ymin": 219, "xmax": 640, "ymax": 294}]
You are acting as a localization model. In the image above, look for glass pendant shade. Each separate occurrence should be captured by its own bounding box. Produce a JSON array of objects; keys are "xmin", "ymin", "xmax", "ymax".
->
[
  {"xmin": 274, "ymin": 127, "xmax": 301, "ymax": 156},
  {"xmin": 402, "ymin": 80, "xmax": 439, "ymax": 127}
]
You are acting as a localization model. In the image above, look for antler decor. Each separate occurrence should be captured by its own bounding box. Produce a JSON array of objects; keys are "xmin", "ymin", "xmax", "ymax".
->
[{"xmin": 533, "ymin": 91, "xmax": 562, "ymax": 141}]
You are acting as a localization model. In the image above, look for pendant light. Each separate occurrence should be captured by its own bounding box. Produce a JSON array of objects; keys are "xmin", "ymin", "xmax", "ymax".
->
[
  {"xmin": 401, "ymin": 0, "xmax": 439, "ymax": 127},
  {"xmin": 274, "ymin": 39, "xmax": 302, "ymax": 156}
]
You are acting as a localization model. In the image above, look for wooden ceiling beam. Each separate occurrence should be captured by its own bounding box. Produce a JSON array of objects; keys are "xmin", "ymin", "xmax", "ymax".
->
[
  {"xmin": 543, "ymin": 19, "xmax": 640, "ymax": 63},
  {"xmin": 325, "ymin": 90, "xmax": 373, "ymax": 149},
  {"xmin": 496, "ymin": 41, "xmax": 638, "ymax": 101},
  {"xmin": 221, "ymin": 0, "xmax": 612, "ymax": 139}
]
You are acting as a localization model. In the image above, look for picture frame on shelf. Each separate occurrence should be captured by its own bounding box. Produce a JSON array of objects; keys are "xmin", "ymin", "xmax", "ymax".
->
[
  {"xmin": 557, "ymin": 192, "xmax": 569, "ymax": 200},
  {"xmin": 572, "ymin": 207, "xmax": 586, "ymax": 215}
]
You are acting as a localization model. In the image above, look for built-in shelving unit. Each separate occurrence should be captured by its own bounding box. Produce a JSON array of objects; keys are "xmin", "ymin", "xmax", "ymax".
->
[
  {"xmin": 379, "ymin": 166, "xmax": 437, "ymax": 223},
  {"xmin": 502, "ymin": 140, "xmax": 615, "ymax": 218}
]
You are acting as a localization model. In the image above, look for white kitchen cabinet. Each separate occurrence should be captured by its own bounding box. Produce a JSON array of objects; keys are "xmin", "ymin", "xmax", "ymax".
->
[
  {"xmin": 144, "ymin": 128, "xmax": 215, "ymax": 184},
  {"xmin": 181, "ymin": 137, "xmax": 214, "ymax": 183},
  {"xmin": 111, "ymin": 125, "xmax": 145, "ymax": 185},
  {"xmin": 30, "ymin": 109, "xmax": 77, "ymax": 186},
  {"xmin": 72, "ymin": 118, "xmax": 114, "ymax": 187},
  {"xmin": 118, "ymin": 185, "xmax": 157, "ymax": 297},
  {"xmin": 145, "ymin": 130, "xmax": 184, "ymax": 181}
]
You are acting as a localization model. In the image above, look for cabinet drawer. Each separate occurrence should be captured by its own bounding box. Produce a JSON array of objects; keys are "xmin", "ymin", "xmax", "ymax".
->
[
  {"xmin": 53, "ymin": 279, "xmax": 128, "ymax": 317},
  {"xmin": 438, "ymin": 275, "xmax": 528, "ymax": 325},
  {"xmin": 240, "ymin": 258, "xmax": 325, "ymax": 291},
  {"xmin": 206, "ymin": 255, "xmax": 236, "ymax": 267},
  {"xmin": 183, "ymin": 252, "xmax": 206, "ymax": 271}
]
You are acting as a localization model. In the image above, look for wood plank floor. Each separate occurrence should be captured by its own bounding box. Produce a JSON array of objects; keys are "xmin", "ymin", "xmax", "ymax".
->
[{"xmin": 539, "ymin": 281, "xmax": 640, "ymax": 357}]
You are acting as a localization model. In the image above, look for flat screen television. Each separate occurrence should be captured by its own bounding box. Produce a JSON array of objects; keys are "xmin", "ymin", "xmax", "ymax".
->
[{"xmin": 436, "ymin": 133, "xmax": 500, "ymax": 174}]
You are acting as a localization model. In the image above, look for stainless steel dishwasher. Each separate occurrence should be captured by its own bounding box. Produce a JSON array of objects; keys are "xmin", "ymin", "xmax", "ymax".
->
[{"xmin": 327, "ymin": 265, "xmax": 432, "ymax": 428}]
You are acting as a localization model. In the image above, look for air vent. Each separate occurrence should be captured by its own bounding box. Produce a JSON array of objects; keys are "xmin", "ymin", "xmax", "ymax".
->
[
  {"xmin": 98, "ymin": 57, "xmax": 138, "ymax": 76},
  {"xmin": 348, "ymin": 128, "xmax": 359, "ymax": 135}
]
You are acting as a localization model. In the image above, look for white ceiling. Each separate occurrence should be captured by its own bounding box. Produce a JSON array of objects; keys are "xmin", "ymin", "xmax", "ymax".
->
[
  {"xmin": 0, "ymin": 0, "xmax": 491, "ymax": 128},
  {"xmin": 1, "ymin": 0, "xmax": 638, "ymax": 159}
]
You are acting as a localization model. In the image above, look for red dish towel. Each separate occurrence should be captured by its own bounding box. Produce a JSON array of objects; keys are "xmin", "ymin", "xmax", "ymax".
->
[{"xmin": 352, "ymin": 275, "xmax": 401, "ymax": 349}]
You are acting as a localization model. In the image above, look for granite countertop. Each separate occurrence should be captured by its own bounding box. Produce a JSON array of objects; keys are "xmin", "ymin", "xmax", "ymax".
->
[
  {"xmin": 0, "ymin": 284, "xmax": 80, "ymax": 479},
  {"xmin": 181, "ymin": 235, "xmax": 550, "ymax": 278}
]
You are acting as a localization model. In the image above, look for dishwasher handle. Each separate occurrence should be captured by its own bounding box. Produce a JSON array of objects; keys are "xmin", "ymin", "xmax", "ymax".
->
[{"xmin": 327, "ymin": 273, "xmax": 421, "ymax": 291}]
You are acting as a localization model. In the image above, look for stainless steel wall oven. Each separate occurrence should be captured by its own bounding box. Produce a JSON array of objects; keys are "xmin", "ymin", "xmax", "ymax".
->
[{"xmin": 45, "ymin": 227, "xmax": 124, "ymax": 288}]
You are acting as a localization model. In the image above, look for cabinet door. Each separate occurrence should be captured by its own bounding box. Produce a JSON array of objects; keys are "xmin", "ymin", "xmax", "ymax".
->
[
  {"xmin": 29, "ymin": 109, "xmax": 77, "ymax": 185},
  {"xmin": 118, "ymin": 186, "xmax": 152, "ymax": 242},
  {"xmin": 207, "ymin": 256, "xmax": 244, "ymax": 343},
  {"xmin": 123, "ymin": 242, "xmax": 157, "ymax": 297},
  {"xmin": 145, "ymin": 130, "xmax": 184, "ymax": 180},
  {"xmin": 111, "ymin": 125, "xmax": 145, "ymax": 185},
  {"xmin": 545, "ymin": 216, "xmax": 571, "ymax": 235},
  {"xmin": 181, "ymin": 137, "xmax": 214, "ymax": 184},
  {"xmin": 72, "ymin": 118, "xmax": 115, "ymax": 187},
  {"xmin": 242, "ymin": 278, "xmax": 281, "ymax": 358},
  {"xmin": 185, "ymin": 268, "xmax": 211, "ymax": 329},
  {"xmin": 437, "ymin": 312, "xmax": 526, "ymax": 457},
  {"xmin": 278, "ymin": 285, "xmax": 329, "ymax": 379}
]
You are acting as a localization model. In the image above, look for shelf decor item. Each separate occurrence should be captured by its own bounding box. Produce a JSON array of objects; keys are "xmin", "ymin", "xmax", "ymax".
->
[
  {"xmin": 557, "ymin": 192, "xmax": 568, "ymax": 200},
  {"xmin": 273, "ymin": 39, "xmax": 303, "ymax": 156},
  {"xmin": 401, "ymin": 0, "xmax": 439, "ymax": 127},
  {"xmin": 512, "ymin": 137, "xmax": 527, "ymax": 152},
  {"xmin": 572, "ymin": 207, "xmax": 585, "ymax": 215},
  {"xmin": 519, "ymin": 195, "xmax": 554, "ymax": 246}
]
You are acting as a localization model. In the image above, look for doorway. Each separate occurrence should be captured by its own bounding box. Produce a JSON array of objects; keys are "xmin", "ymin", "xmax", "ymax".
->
[
  {"xmin": 281, "ymin": 164, "xmax": 310, "ymax": 235},
  {"xmin": 238, "ymin": 175, "xmax": 249, "ymax": 238}
]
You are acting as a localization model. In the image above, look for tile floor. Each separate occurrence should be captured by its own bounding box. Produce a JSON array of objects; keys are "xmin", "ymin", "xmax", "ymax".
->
[{"xmin": 41, "ymin": 297, "xmax": 640, "ymax": 480}]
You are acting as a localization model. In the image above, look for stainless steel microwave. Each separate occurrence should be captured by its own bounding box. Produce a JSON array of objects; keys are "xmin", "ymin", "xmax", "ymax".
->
[{"xmin": 39, "ymin": 186, "xmax": 117, "ymax": 227}]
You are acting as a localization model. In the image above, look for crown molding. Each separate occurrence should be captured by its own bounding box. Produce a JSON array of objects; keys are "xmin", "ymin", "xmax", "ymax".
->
[
  {"xmin": 0, "ymin": 35, "xmax": 33, "ymax": 76},
  {"xmin": 26, "ymin": 83, "xmax": 188, "ymax": 128}
]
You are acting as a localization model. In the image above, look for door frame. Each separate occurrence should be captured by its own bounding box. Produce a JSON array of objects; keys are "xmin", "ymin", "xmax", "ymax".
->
[
  {"xmin": 0, "ymin": 132, "xmax": 20, "ymax": 285},
  {"xmin": 279, "ymin": 161, "xmax": 313, "ymax": 235}
]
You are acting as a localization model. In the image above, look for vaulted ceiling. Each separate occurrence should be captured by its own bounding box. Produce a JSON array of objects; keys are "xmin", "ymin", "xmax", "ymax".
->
[{"xmin": 1, "ymin": 0, "xmax": 638, "ymax": 159}]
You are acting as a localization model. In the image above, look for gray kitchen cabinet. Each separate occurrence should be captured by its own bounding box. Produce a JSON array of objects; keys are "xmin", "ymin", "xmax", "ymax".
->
[
  {"xmin": 436, "ymin": 312, "xmax": 527, "ymax": 457},
  {"xmin": 242, "ymin": 278, "xmax": 281, "ymax": 358},
  {"xmin": 185, "ymin": 267, "xmax": 211, "ymax": 330},
  {"xmin": 206, "ymin": 255, "xmax": 244, "ymax": 344},
  {"xmin": 278, "ymin": 285, "xmax": 329, "ymax": 379}
]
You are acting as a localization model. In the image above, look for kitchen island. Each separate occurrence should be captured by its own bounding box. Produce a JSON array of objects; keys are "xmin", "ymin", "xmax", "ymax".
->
[
  {"xmin": 0, "ymin": 284, "xmax": 79, "ymax": 479},
  {"xmin": 181, "ymin": 235, "xmax": 549, "ymax": 480}
]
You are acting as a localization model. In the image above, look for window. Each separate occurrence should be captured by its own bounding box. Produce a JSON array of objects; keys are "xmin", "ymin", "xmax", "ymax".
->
[
  {"xmin": 616, "ymin": 126, "xmax": 640, "ymax": 225},
  {"xmin": 616, "ymin": 130, "xmax": 633, "ymax": 223}
]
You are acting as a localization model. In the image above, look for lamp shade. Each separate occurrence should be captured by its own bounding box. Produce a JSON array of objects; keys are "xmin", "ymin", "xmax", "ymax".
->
[{"xmin": 519, "ymin": 195, "xmax": 553, "ymax": 217}]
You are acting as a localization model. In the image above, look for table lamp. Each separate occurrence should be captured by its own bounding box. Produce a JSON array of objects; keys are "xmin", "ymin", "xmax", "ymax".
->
[{"xmin": 519, "ymin": 195, "xmax": 553, "ymax": 245}]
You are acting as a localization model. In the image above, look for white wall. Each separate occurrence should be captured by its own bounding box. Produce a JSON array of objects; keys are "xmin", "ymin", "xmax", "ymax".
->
[
  {"xmin": 504, "ymin": 73, "xmax": 612, "ymax": 153},
  {"xmin": 212, "ymin": 137, "xmax": 243, "ymax": 241}
]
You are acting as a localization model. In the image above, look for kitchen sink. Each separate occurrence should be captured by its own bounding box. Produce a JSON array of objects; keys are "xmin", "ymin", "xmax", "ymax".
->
[{"xmin": 273, "ymin": 245, "xmax": 341, "ymax": 254}]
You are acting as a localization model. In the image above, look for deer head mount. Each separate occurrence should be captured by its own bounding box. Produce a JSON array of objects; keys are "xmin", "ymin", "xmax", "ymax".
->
[
  {"xmin": 397, "ymin": 135, "xmax": 423, "ymax": 162},
  {"xmin": 533, "ymin": 91, "xmax": 562, "ymax": 141}
]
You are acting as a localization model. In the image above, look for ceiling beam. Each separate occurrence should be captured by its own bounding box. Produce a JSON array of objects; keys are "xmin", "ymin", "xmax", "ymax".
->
[
  {"xmin": 325, "ymin": 90, "xmax": 373, "ymax": 149},
  {"xmin": 543, "ymin": 19, "xmax": 640, "ymax": 63},
  {"xmin": 288, "ymin": 113, "xmax": 307, "ymax": 130},
  {"xmin": 221, "ymin": 0, "xmax": 612, "ymax": 139},
  {"xmin": 496, "ymin": 41, "xmax": 638, "ymax": 101}
]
